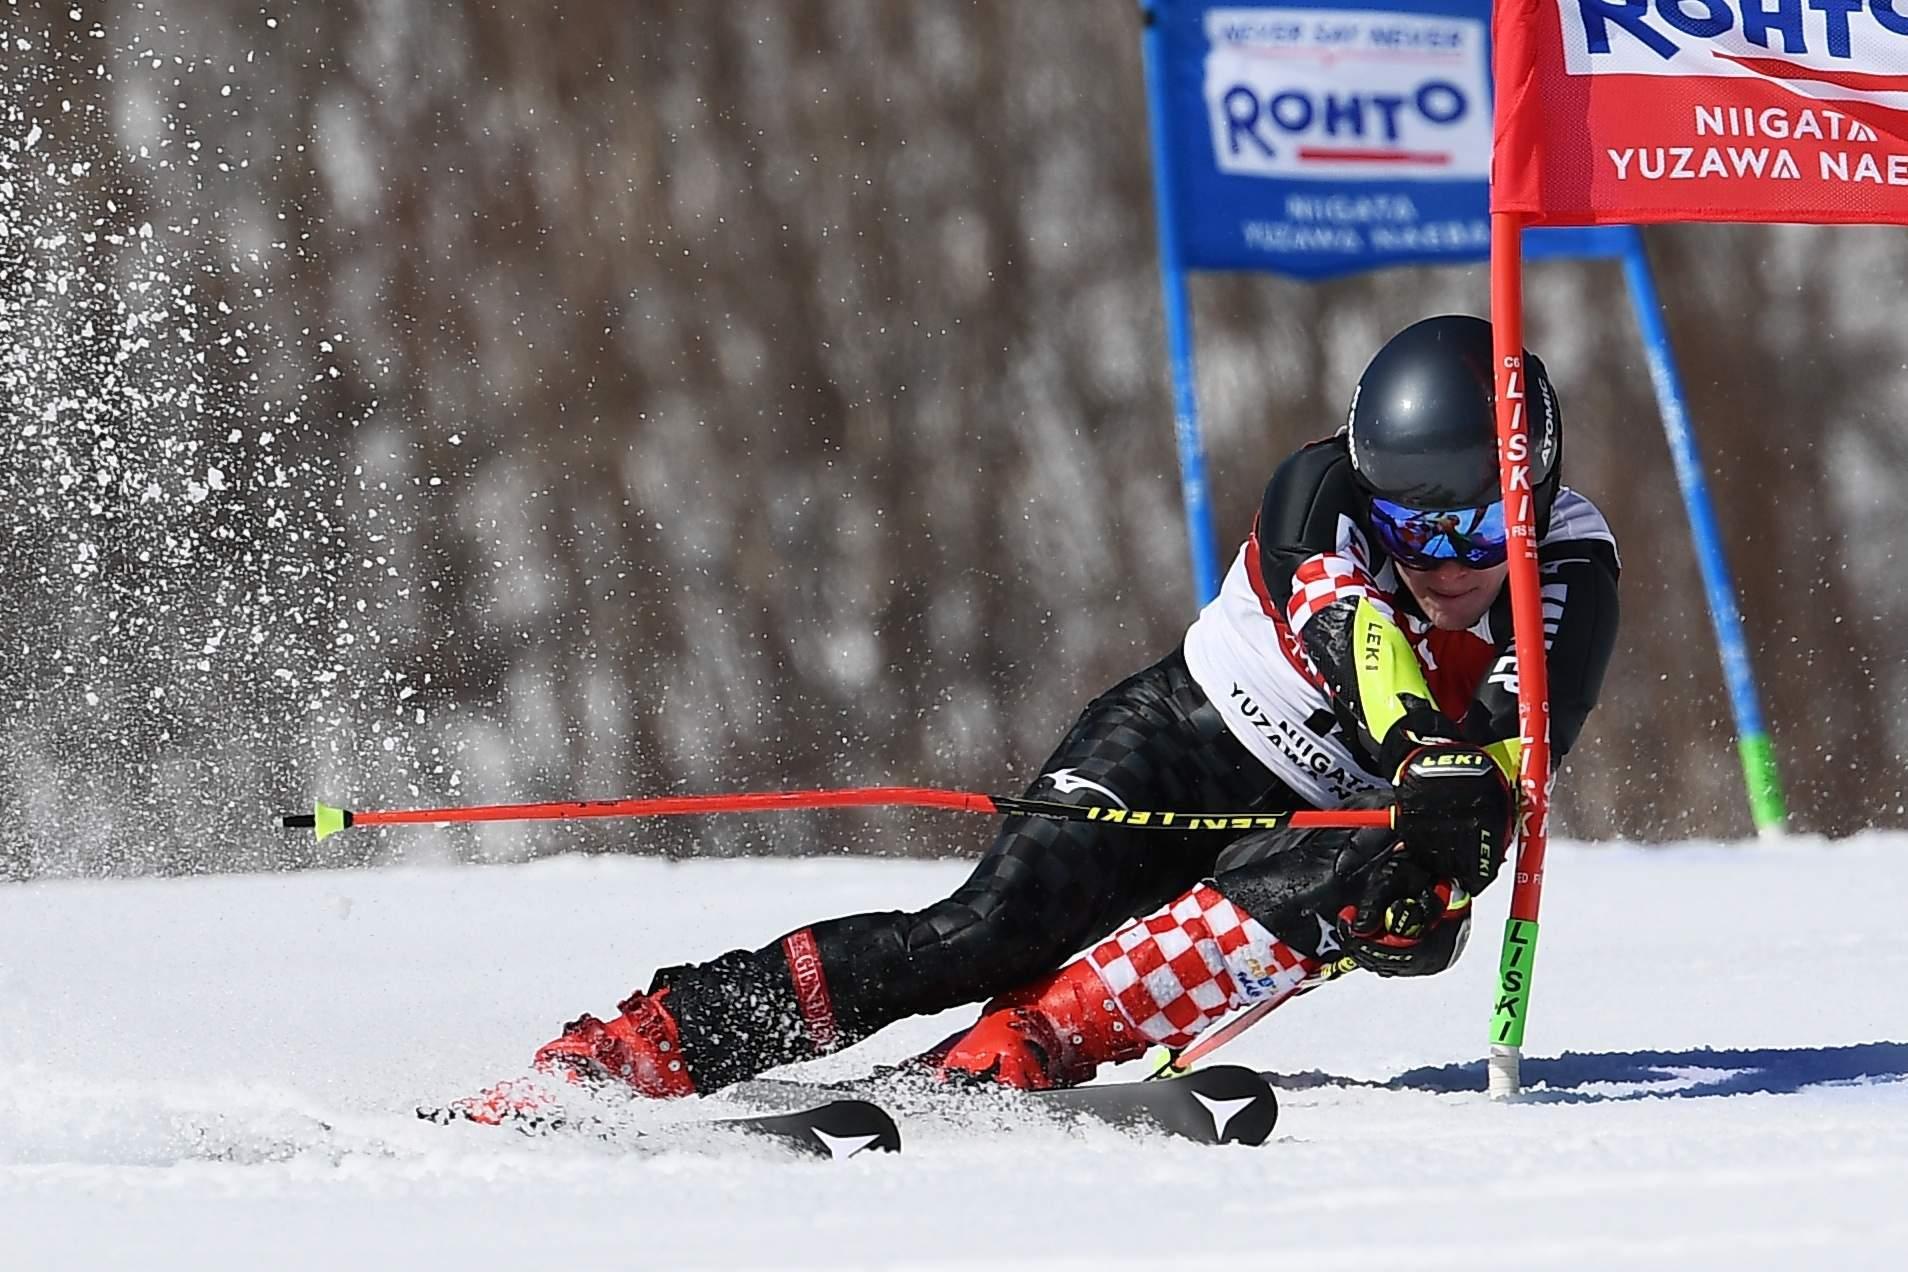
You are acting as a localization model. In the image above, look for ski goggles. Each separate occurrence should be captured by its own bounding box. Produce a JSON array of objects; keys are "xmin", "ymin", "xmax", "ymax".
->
[{"xmin": 1367, "ymin": 496, "xmax": 1509, "ymax": 570}]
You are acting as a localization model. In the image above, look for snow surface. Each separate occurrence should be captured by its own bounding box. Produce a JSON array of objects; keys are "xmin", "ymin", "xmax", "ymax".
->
[{"xmin": 4, "ymin": 838, "xmax": 1905, "ymax": 1271}]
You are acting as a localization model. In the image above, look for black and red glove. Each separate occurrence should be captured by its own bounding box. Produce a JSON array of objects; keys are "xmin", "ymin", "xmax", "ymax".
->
[
  {"xmin": 1332, "ymin": 852, "xmax": 1473, "ymax": 978},
  {"xmin": 1384, "ymin": 717, "xmax": 1514, "ymax": 895}
]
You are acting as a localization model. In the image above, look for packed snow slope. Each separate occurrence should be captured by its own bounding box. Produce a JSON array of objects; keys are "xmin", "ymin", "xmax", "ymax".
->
[{"xmin": 3, "ymin": 836, "xmax": 1905, "ymax": 1271}]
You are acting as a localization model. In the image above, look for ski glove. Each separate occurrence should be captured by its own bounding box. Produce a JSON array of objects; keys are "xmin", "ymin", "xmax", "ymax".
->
[
  {"xmin": 1390, "ymin": 733, "xmax": 1514, "ymax": 895},
  {"xmin": 1332, "ymin": 853, "xmax": 1473, "ymax": 978}
]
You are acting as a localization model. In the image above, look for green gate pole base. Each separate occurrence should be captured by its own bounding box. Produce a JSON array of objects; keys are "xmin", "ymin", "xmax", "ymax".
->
[
  {"xmin": 1489, "ymin": 917, "xmax": 1541, "ymax": 1097},
  {"xmin": 1738, "ymin": 733, "xmax": 1786, "ymax": 838}
]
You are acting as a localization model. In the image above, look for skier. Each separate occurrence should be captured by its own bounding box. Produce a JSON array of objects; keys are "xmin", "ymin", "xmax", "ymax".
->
[{"xmin": 479, "ymin": 314, "xmax": 1620, "ymax": 1106}]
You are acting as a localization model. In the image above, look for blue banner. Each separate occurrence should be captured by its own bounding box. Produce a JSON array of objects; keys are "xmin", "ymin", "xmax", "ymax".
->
[{"xmin": 1147, "ymin": 0, "xmax": 1496, "ymax": 279}]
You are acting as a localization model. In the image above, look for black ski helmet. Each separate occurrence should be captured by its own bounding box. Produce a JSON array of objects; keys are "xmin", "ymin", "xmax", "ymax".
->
[{"xmin": 1345, "ymin": 314, "xmax": 1561, "ymax": 527}]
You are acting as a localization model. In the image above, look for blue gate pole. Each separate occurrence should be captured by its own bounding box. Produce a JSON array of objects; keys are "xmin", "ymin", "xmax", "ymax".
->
[
  {"xmin": 1617, "ymin": 226, "xmax": 1787, "ymax": 835},
  {"xmin": 1140, "ymin": 0, "xmax": 1222, "ymax": 606}
]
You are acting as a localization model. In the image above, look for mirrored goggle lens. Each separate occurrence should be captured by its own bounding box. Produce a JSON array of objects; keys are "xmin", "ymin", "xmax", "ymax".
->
[{"xmin": 1368, "ymin": 497, "xmax": 1508, "ymax": 569}]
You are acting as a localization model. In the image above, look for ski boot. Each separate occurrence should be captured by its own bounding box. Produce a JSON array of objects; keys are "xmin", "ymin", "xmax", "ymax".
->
[
  {"xmin": 437, "ymin": 988, "xmax": 697, "ymax": 1128},
  {"xmin": 933, "ymin": 958, "xmax": 1146, "ymax": 1090},
  {"xmin": 531, "ymin": 987, "xmax": 699, "ymax": 1099}
]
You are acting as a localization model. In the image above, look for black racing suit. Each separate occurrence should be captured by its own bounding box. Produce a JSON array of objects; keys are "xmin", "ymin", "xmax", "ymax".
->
[{"xmin": 651, "ymin": 436, "xmax": 1620, "ymax": 1090}]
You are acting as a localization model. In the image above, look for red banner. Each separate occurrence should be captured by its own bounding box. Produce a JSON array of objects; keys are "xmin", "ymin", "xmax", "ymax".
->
[{"xmin": 1493, "ymin": 0, "xmax": 1908, "ymax": 223}]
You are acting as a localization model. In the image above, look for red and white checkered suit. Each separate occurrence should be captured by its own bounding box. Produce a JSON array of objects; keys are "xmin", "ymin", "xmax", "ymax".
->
[
  {"xmin": 1085, "ymin": 883, "xmax": 1317, "ymax": 1049},
  {"xmin": 1285, "ymin": 550, "xmax": 1395, "ymax": 635}
]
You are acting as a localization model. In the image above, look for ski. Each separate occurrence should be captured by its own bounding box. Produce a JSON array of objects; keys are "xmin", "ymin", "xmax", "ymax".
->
[
  {"xmin": 713, "ymin": 1099, "xmax": 901, "ymax": 1159},
  {"xmin": 733, "ymin": 1063, "xmax": 1279, "ymax": 1147},
  {"xmin": 1033, "ymin": 1065, "xmax": 1279, "ymax": 1145},
  {"xmin": 419, "ymin": 1091, "xmax": 900, "ymax": 1159}
]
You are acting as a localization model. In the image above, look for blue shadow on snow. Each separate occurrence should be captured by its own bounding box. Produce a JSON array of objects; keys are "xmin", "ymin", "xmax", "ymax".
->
[{"xmin": 1271, "ymin": 1042, "xmax": 1908, "ymax": 1103}]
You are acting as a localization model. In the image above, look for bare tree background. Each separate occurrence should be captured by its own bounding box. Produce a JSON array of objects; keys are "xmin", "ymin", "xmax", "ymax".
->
[{"xmin": 4, "ymin": 0, "xmax": 1904, "ymax": 879}]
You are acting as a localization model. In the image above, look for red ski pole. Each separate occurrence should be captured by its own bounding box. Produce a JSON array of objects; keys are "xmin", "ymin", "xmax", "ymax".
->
[{"xmin": 279, "ymin": 787, "xmax": 1392, "ymax": 843}]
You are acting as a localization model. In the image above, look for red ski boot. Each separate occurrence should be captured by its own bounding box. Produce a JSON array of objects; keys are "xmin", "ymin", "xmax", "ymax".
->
[
  {"xmin": 532, "ymin": 987, "xmax": 699, "ymax": 1099},
  {"xmin": 439, "ymin": 989, "xmax": 696, "ymax": 1127},
  {"xmin": 935, "ymin": 958, "xmax": 1146, "ymax": 1090}
]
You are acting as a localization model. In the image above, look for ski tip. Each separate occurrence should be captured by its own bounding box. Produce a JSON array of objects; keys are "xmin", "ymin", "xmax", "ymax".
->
[
  {"xmin": 802, "ymin": 1099, "xmax": 903, "ymax": 1158},
  {"xmin": 753, "ymin": 1099, "xmax": 901, "ymax": 1159},
  {"xmin": 1030, "ymin": 1065, "xmax": 1279, "ymax": 1147},
  {"xmin": 1183, "ymin": 1065, "xmax": 1279, "ymax": 1146}
]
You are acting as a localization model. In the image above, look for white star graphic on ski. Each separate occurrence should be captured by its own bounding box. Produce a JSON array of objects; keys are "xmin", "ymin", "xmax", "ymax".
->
[
  {"xmin": 1314, "ymin": 913, "xmax": 1341, "ymax": 955},
  {"xmin": 1190, "ymin": 1090, "xmax": 1260, "ymax": 1142},
  {"xmin": 1043, "ymin": 769, "xmax": 1127, "ymax": 809},
  {"xmin": 810, "ymin": 1127, "xmax": 883, "ymax": 1159}
]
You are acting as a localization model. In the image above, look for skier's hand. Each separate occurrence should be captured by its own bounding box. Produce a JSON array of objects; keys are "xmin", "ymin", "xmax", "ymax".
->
[
  {"xmin": 1391, "ymin": 738, "xmax": 1513, "ymax": 894},
  {"xmin": 1332, "ymin": 853, "xmax": 1472, "ymax": 977}
]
